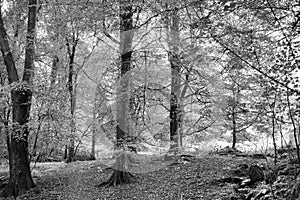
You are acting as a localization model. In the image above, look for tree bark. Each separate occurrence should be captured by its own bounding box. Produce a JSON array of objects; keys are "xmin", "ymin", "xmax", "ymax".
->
[
  {"xmin": 229, "ymin": 74, "xmax": 238, "ymax": 149},
  {"xmin": 286, "ymin": 89, "xmax": 300, "ymax": 162},
  {"xmin": 50, "ymin": 55, "xmax": 59, "ymax": 87},
  {"xmin": 0, "ymin": 0, "xmax": 37, "ymax": 197},
  {"xmin": 0, "ymin": 68, "xmax": 11, "ymax": 180},
  {"xmin": 232, "ymin": 110, "xmax": 237, "ymax": 149},
  {"xmin": 65, "ymin": 34, "xmax": 78, "ymax": 163},
  {"xmin": 99, "ymin": 1, "xmax": 135, "ymax": 187},
  {"xmin": 90, "ymin": 85, "xmax": 101, "ymax": 160},
  {"xmin": 90, "ymin": 107, "xmax": 96, "ymax": 160},
  {"xmin": 31, "ymin": 115, "xmax": 41, "ymax": 158},
  {"xmin": 269, "ymin": 91, "xmax": 278, "ymax": 164},
  {"xmin": 167, "ymin": 7, "xmax": 181, "ymax": 151}
]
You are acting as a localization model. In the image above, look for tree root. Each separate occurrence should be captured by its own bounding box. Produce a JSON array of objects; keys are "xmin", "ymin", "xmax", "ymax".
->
[
  {"xmin": 0, "ymin": 178, "xmax": 35, "ymax": 198},
  {"xmin": 1, "ymin": 182, "xmax": 19, "ymax": 198},
  {"xmin": 98, "ymin": 169, "xmax": 135, "ymax": 187}
]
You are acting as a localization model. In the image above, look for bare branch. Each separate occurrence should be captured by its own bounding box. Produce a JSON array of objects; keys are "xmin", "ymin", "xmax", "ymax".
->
[{"xmin": 102, "ymin": 19, "xmax": 120, "ymax": 45}]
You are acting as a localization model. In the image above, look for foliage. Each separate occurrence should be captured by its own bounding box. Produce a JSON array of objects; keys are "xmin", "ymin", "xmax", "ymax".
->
[{"xmin": 1, "ymin": 0, "xmax": 300, "ymax": 197}]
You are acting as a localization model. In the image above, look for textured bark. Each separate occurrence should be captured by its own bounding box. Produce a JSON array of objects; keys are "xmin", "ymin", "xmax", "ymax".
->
[
  {"xmin": 0, "ymin": 67, "xmax": 11, "ymax": 181},
  {"xmin": 1, "ymin": 90, "xmax": 36, "ymax": 197},
  {"xmin": 0, "ymin": 0, "xmax": 37, "ymax": 197},
  {"xmin": 100, "ymin": 1, "xmax": 135, "ymax": 187},
  {"xmin": 0, "ymin": 8, "xmax": 19, "ymax": 84},
  {"xmin": 65, "ymin": 34, "xmax": 78, "ymax": 163},
  {"xmin": 166, "ymin": 7, "xmax": 181, "ymax": 150},
  {"xmin": 98, "ymin": 152, "xmax": 134, "ymax": 187}
]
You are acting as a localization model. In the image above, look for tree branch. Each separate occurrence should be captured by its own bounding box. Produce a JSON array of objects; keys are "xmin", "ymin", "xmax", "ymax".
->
[{"xmin": 102, "ymin": 19, "xmax": 120, "ymax": 45}]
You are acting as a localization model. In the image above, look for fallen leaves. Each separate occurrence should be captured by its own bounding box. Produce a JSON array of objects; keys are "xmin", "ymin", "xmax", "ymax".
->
[{"xmin": 1, "ymin": 153, "xmax": 295, "ymax": 200}]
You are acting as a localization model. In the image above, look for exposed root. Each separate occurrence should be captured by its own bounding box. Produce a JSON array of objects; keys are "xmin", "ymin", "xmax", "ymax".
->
[
  {"xmin": 98, "ymin": 169, "xmax": 135, "ymax": 187},
  {"xmin": 0, "ymin": 177, "xmax": 35, "ymax": 198},
  {"xmin": 0, "ymin": 182, "xmax": 17, "ymax": 198}
]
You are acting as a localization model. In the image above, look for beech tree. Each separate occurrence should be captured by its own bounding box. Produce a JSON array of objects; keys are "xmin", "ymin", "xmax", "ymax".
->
[
  {"xmin": 0, "ymin": 0, "xmax": 38, "ymax": 197},
  {"xmin": 100, "ymin": 0, "xmax": 136, "ymax": 186}
]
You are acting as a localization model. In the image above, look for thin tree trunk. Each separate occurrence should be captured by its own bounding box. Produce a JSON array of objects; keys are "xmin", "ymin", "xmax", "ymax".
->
[
  {"xmin": 66, "ymin": 33, "xmax": 78, "ymax": 163},
  {"xmin": 279, "ymin": 124, "xmax": 283, "ymax": 149},
  {"xmin": 286, "ymin": 89, "xmax": 300, "ymax": 162},
  {"xmin": 50, "ymin": 55, "xmax": 59, "ymax": 87},
  {"xmin": 63, "ymin": 145, "xmax": 68, "ymax": 159},
  {"xmin": 232, "ymin": 110, "xmax": 237, "ymax": 149},
  {"xmin": 31, "ymin": 115, "xmax": 42, "ymax": 158},
  {"xmin": 272, "ymin": 111, "xmax": 277, "ymax": 164},
  {"xmin": 0, "ymin": 65, "xmax": 11, "ymax": 173},
  {"xmin": 231, "ymin": 80, "xmax": 238, "ymax": 149},
  {"xmin": 90, "ymin": 110, "xmax": 96, "ymax": 160},
  {"xmin": 90, "ymin": 85, "xmax": 100, "ymax": 160},
  {"xmin": 271, "ymin": 93, "xmax": 278, "ymax": 164},
  {"xmin": 0, "ymin": 0, "xmax": 37, "ymax": 197}
]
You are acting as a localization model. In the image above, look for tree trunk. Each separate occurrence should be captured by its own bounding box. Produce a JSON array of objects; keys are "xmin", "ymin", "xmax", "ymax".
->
[
  {"xmin": 286, "ymin": 89, "xmax": 300, "ymax": 162},
  {"xmin": 270, "ymin": 92, "xmax": 278, "ymax": 164},
  {"xmin": 99, "ymin": 1, "xmax": 135, "ymax": 187},
  {"xmin": 166, "ymin": 6, "xmax": 181, "ymax": 152},
  {"xmin": 2, "ymin": 91, "xmax": 36, "ymax": 196},
  {"xmin": 272, "ymin": 110, "xmax": 277, "ymax": 164},
  {"xmin": 66, "ymin": 33, "xmax": 78, "ymax": 163},
  {"xmin": 90, "ymin": 109, "xmax": 96, "ymax": 160},
  {"xmin": 31, "ymin": 116, "xmax": 41, "ymax": 158},
  {"xmin": 0, "ymin": 66, "xmax": 11, "ymax": 171},
  {"xmin": 232, "ymin": 109, "xmax": 237, "ymax": 149},
  {"xmin": 98, "ymin": 150, "xmax": 134, "ymax": 187},
  {"xmin": 90, "ymin": 85, "xmax": 100, "ymax": 160},
  {"xmin": 0, "ymin": 0, "xmax": 37, "ymax": 197},
  {"xmin": 63, "ymin": 145, "xmax": 68, "ymax": 159},
  {"xmin": 50, "ymin": 55, "xmax": 59, "ymax": 87}
]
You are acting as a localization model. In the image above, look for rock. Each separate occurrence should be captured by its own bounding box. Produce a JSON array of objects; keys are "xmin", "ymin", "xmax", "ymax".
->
[{"xmin": 248, "ymin": 165, "xmax": 264, "ymax": 183}]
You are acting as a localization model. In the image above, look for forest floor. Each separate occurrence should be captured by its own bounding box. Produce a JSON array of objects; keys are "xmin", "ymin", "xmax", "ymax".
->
[{"xmin": 0, "ymin": 151, "xmax": 298, "ymax": 200}]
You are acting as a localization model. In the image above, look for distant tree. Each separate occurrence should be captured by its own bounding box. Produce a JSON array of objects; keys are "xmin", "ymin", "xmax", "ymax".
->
[
  {"xmin": 164, "ymin": 3, "xmax": 181, "ymax": 151},
  {"xmin": 222, "ymin": 58, "xmax": 260, "ymax": 149},
  {"xmin": 65, "ymin": 30, "xmax": 78, "ymax": 163}
]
